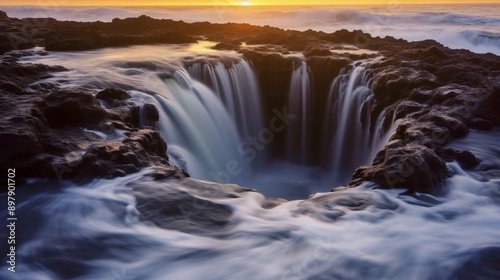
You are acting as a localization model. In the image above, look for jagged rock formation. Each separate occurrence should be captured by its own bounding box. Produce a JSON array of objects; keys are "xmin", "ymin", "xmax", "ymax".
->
[
  {"xmin": 0, "ymin": 52, "xmax": 187, "ymax": 182},
  {"xmin": 1, "ymin": 10, "xmax": 499, "ymax": 194}
]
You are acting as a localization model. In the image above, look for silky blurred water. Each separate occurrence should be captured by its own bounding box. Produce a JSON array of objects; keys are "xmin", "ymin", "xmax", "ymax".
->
[{"xmin": 2, "ymin": 22, "xmax": 499, "ymax": 279}]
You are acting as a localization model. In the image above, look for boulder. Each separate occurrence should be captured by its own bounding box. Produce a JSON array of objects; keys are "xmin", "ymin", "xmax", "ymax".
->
[
  {"xmin": 130, "ymin": 178, "xmax": 252, "ymax": 234},
  {"xmin": 123, "ymin": 129, "xmax": 168, "ymax": 161},
  {"xmin": 393, "ymin": 120, "xmax": 452, "ymax": 149},
  {"xmin": 96, "ymin": 88, "xmax": 131, "ymax": 101},
  {"xmin": 64, "ymin": 129, "xmax": 174, "ymax": 179},
  {"xmin": 439, "ymin": 148, "xmax": 480, "ymax": 169},
  {"xmin": 350, "ymin": 141, "xmax": 448, "ymax": 193},
  {"xmin": 0, "ymin": 10, "xmax": 8, "ymax": 20},
  {"xmin": 418, "ymin": 110, "xmax": 469, "ymax": 138},
  {"xmin": 140, "ymin": 104, "xmax": 160, "ymax": 127},
  {"xmin": 44, "ymin": 88, "xmax": 110, "ymax": 128}
]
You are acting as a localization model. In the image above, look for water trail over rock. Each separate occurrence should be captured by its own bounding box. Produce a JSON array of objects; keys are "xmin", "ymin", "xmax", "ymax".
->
[
  {"xmin": 323, "ymin": 61, "xmax": 395, "ymax": 186},
  {"xmin": 187, "ymin": 60, "xmax": 263, "ymax": 139},
  {"xmin": 286, "ymin": 61, "xmax": 312, "ymax": 164},
  {"xmin": 150, "ymin": 67, "xmax": 253, "ymax": 184}
]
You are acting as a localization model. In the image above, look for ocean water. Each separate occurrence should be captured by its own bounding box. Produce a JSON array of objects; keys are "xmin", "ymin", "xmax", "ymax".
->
[
  {"xmin": 1, "ymin": 4, "xmax": 500, "ymax": 54},
  {"xmin": 1, "ymin": 4, "xmax": 500, "ymax": 279},
  {"xmin": 1, "ymin": 131, "xmax": 500, "ymax": 280}
]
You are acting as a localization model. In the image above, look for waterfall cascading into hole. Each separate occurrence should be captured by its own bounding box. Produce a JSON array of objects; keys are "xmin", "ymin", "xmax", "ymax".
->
[
  {"xmin": 18, "ymin": 46, "xmax": 398, "ymax": 197},
  {"xmin": 286, "ymin": 61, "xmax": 312, "ymax": 164},
  {"xmin": 187, "ymin": 61, "xmax": 264, "ymax": 140},
  {"xmin": 146, "ymin": 66, "xmax": 254, "ymax": 185},
  {"xmin": 323, "ymin": 63, "xmax": 396, "ymax": 186}
]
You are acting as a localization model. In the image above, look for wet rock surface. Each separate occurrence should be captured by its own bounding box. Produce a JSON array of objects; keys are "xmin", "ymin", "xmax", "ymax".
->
[
  {"xmin": 0, "ymin": 51, "xmax": 187, "ymax": 182},
  {"xmin": 130, "ymin": 177, "xmax": 257, "ymax": 234},
  {"xmin": 95, "ymin": 88, "xmax": 131, "ymax": 102},
  {"xmin": 351, "ymin": 141, "xmax": 448, "ymax": 193},
  {"xmin": 1, "ymin": 10, "xmax": 499, "ymax": 194},
  {"xmin": 349, "ymin": 41, "xmax": 500, "ymax": 193}
]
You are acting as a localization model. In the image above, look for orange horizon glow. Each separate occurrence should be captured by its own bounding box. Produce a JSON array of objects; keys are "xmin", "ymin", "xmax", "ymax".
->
[{"xmin": 1, "ymin": 1, "xmax": 499, "ymax": 6}]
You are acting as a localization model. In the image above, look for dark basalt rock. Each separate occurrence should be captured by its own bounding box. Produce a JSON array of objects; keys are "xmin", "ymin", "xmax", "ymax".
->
[
  {"xmin": 393, "ymin": 120, "xmax": 452, "ymax": 149},
  {"xmin": 43, "ymin": 15, "xmax": 198, "ymax": 51},
  {"xmin": 96, "ymin": 88, "xmax": 131, "ymax": 101},
  {"xmin": 140, "ymin": 104, "xmax": 160, "ymax": 128},
  {"xmin": 45, "ymin": 30, "xmax": 101, "ymax": 51},
  {"xmin": 109, "ymin": 105, "xmax": 141, "ymax": 128},
  {"xmin": 1, "ymin": 13, "xmax": 499, "ymax": 195},
  {"xmin": 304, "ymin": 48, "xmax": 333, "ymax": 58},
  {"xmin": 242, "ymin": 50, "xmax": 294, "ymax": 103},
  {"xmin": 351, "ymin": 141, "xmax": 448, "ymax": 193},
  {"xmin": 44, "ymin": 89, "xmax": 110, "ymax": 128},
  {"xmin": 0, "ymin": 81, "xmax": 22, "ymax": 94},
  {"xmin": 467, "ymin": 118, "xmax": 493, "ymax": 131},
  {"xmin": 439, "ymin": 148, "xmax": 480, "ymax": 169},
  {"xmin": 74, "ymin": 129, "xmax": 171, "ymax": 179},
  {"xmin": 0, "ymin": 54, "xmax": 187, "ymax": 182},
  {"xmin": 394, "ymin": 101, "xmax": 425, "ymax": 120},
  {"xmin": 212, "ymin": 42, "xmax": 240, "ymax": 51},
  {"xmin": 320, "ymin": 29, "xmax": 371, "ymax": 44},
  {"xmin": 305, "ymin": 55, "xmax": 351, "ymax": 163},
  {"xmin": 352, "ymin": 39, "xmax": 500, "ymax": 193},
  {"xmin": 0, "ymin": 10, "xmax": 8, "ymax": 20},
  {"xmin": 123, "ymin": 129, "xmax": 167, "ymax": 160},
  {"xmin": 372, "ymin": 66, "xmax": 438, "ymax": 107},
  {"xmin": 242, "ymin": 50, "xmax": 294, "ymax": 159},
  {"xmin": 418, "ymin": 110, "xmax": 469, "ymax": 138},
  {"xmin": 130, "ymin": 178, "xmax": 256, "ymax": 234},
  {"xmin": 0, "ymin": 57, "xmax": 67, "ymax": 91},
  {"xmin": 152, "ymin": 166, "xmax": 190, "ymax": 180}
]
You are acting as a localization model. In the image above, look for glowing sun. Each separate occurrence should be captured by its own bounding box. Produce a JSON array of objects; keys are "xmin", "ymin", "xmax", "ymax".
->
[{"xmin": 240, "ymin": 1, "xmax": 250, "ymax": 5}]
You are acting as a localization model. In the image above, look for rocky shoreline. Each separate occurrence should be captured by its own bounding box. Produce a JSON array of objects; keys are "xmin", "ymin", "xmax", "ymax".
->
[
  {"xmin": 1, "ymin": 11, "xmax": 499, "ymax": 194},
  {"xmin": 0, "ymin": 50, "xmax": 188, "ymax": 182}
]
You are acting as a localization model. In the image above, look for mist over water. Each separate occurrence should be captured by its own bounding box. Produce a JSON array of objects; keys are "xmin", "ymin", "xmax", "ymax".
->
[
  {"xmin": 2, "ymin": 135, "xmax": 500, "ymax": 280},
  {"xmin": 2, "ymin": 4, "xmax": 500, "ymax": 54},
  {"xmin": 18, "ymin": 42, "xmax": 399, "ymax": 199},
  {"xmin": 18, "ymin": 44, "xmax": 335, "ymax": 199},
  {"xmin": 2, "ymin": 5, "xmax": 500, "ymax": 279}
]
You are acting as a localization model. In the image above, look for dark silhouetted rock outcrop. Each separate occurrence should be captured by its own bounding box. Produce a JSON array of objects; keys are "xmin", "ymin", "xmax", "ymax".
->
[
  {"xmin": 44, "ymin": 89, "xmax": 110, "ymax": 128},
  {"xmin": 351, "ymin": 141, "xmax": 448, "ymax": 193},
  {"xmin": 0, "ymin": 52, "xmax": 187, "ymax": 182},
  {"xmin": 96, "ymin": 88, "xmax": 132, "ymax": 101}
]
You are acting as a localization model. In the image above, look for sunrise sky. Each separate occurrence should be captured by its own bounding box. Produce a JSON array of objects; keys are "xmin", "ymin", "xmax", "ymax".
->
[{"xmin": 2, "ymin": 0, "xmax": 499, "ymax": 6}]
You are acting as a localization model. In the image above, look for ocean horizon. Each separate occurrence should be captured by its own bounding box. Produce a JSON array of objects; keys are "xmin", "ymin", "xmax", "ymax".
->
[{"xmin": 2, "ymin": 3, "xmax": 500, "ymax": 55}]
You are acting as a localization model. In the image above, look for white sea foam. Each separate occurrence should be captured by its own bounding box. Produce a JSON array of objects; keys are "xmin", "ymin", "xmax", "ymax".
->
[
  {"xmin": 2, "ymin": 156, "xmax": 500, "ymax": 279},
  {"xmin": 2, "ymin": 4, "xmax": 500, "ymax": 54},
  {"xmin": 1, "ymin": 14, "xmax": 499, "ymax": 277}
]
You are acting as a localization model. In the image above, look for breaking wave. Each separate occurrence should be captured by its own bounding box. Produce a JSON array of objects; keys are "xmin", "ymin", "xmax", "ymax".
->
[{"xmin": 1, "ymin": 4, "xmax": 500, "ymax": 54}]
